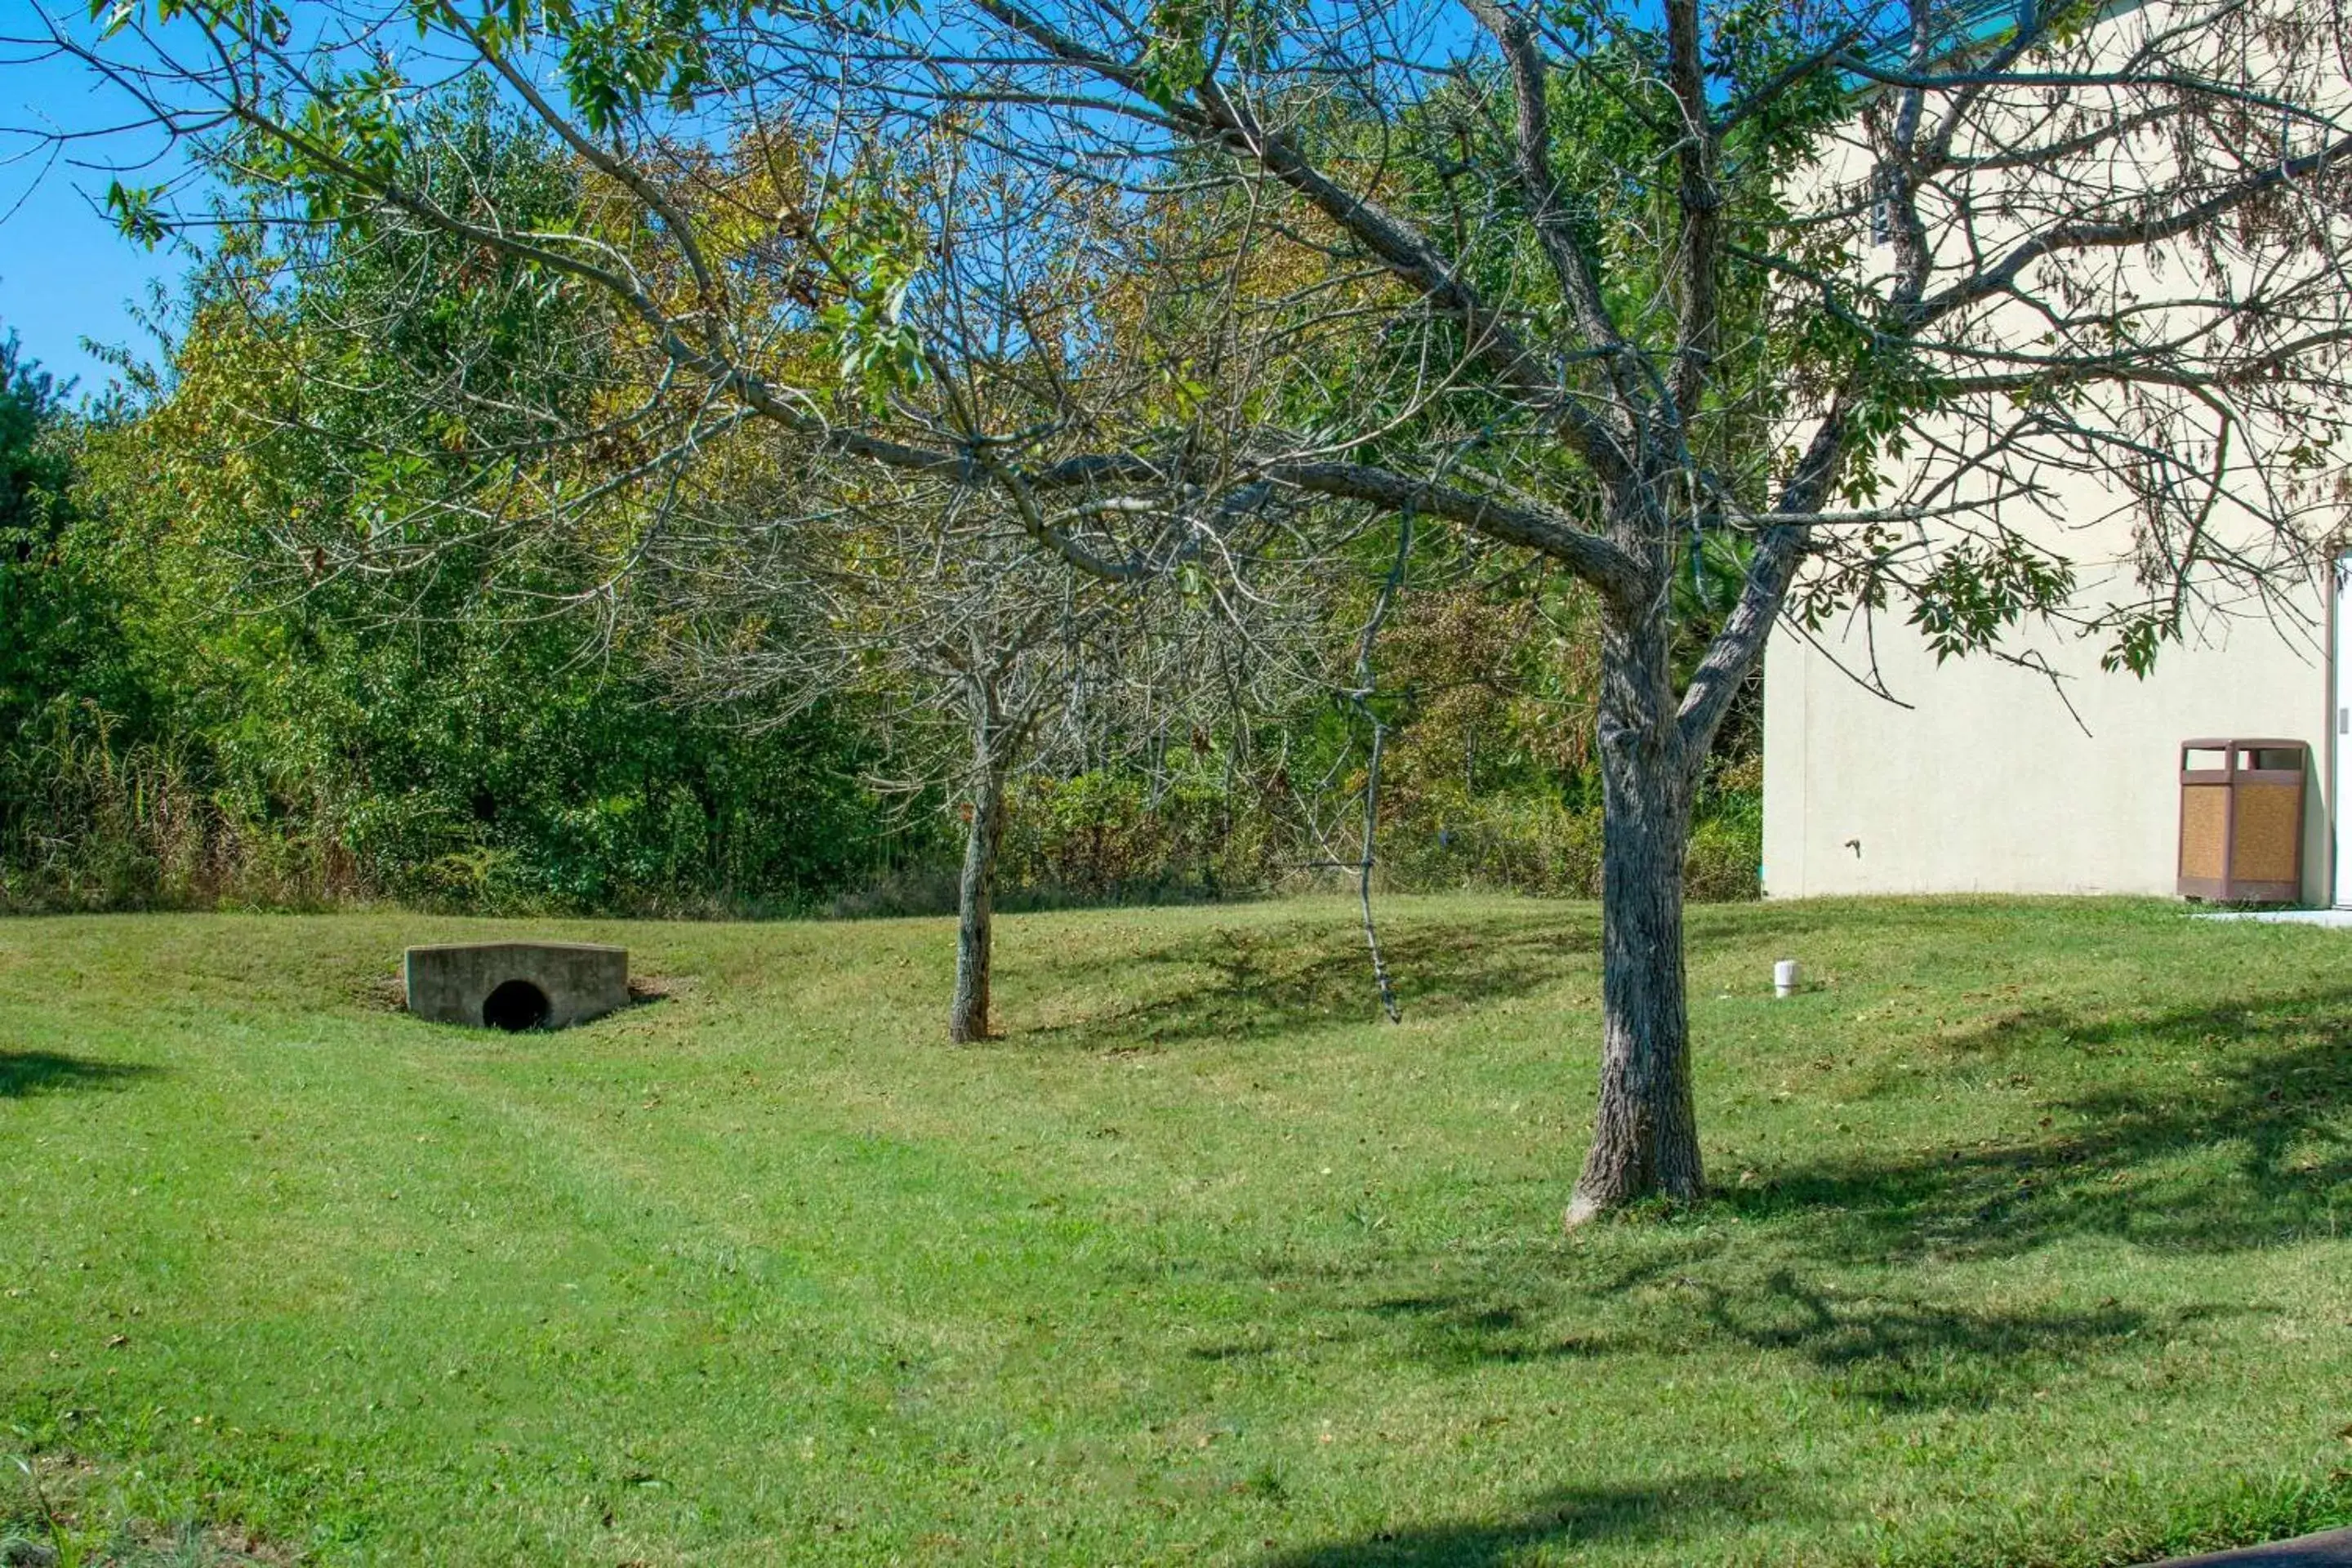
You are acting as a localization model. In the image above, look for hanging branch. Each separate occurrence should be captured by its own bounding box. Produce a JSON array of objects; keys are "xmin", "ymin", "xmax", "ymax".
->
[{"xmin": 1349, "ymin": 507, "xmax": 1416, "ymax": 1025}]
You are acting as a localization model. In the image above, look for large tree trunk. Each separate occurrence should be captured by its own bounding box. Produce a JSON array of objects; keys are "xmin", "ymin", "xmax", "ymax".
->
[
  {"xmin": 1568, "ymin": 593, "xmax": 1704, "ymax": 1223},
  {"xmin": 949, "ymin": 759, "xmax": 1009, "ymax": 1044}
]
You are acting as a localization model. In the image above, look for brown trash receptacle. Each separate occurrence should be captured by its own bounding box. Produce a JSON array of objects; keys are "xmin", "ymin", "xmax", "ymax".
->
[{"xmin": 2178, "ymin": 739, "xmax": 2308, "ymax": 903}]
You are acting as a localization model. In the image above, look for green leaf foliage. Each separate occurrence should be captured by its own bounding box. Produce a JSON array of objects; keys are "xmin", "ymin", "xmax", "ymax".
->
[{"xmin": 2, "ymin": 100, "xmax": 904, "ymax": 914}]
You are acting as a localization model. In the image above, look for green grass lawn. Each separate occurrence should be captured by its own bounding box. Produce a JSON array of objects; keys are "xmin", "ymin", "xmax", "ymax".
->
[{"xmin": 4, "ymin": 896, "xmax": 2351, "ymax": 1566}]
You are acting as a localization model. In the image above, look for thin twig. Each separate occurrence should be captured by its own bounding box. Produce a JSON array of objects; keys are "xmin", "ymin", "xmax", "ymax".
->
[{"xmin": 1350, "ymin": 507, "xmax": 1415, "ymax": 1025}]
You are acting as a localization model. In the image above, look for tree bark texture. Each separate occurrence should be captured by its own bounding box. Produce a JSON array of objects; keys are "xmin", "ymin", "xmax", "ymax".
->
[
  {"xmin": 1569, "ymin": 584, "xmax": 1704, "ymax": 1223},
  {"xmin": 949, "ymin": 758, "xmax": 1009, "ymax": 1044}
]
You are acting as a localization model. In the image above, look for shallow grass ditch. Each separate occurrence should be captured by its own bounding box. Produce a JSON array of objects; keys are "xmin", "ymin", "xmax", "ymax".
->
[{"xmin": 3, "ymin": 895, "xmax": 2351, "ymax": 1566}]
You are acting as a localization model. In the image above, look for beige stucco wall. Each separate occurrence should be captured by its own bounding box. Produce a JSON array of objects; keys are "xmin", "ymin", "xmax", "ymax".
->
[
  {"xmin": 1762, "ymin": 578, "xmax": 2333, "ymax": 901},
  {"xmin": 1762, "ymin": 0, "xmax": 2348, "ymax": 904}
]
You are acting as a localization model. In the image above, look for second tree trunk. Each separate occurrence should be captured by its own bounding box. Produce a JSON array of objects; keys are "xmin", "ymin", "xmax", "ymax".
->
[
  {"xmin": 949, "ymin": 761, "xmax": 1009, "ymax": 1044},
  {"xmin": 1568, "ymin": 599, "xmax": 1704, "ymax": 1222}
]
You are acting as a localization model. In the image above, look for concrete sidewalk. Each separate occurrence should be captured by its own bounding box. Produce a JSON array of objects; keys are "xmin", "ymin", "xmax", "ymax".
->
[
  {"xmin": 2144, "ymin": 1529, "xmax": 2352, "ymax": 1566},
  {"xmin": 2193, "ymin": 910, "xmax": 2352, "ymax": 927}
]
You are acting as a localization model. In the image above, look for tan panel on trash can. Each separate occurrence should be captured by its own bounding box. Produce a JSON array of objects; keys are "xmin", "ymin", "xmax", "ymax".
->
[
  {"xmin": 2232, "ymin": 781, "xmax": 2302, "ymax": 884},
  {"xmin": 2178, "ymin": 783, "xmax": 2230, "ymax": 882}
]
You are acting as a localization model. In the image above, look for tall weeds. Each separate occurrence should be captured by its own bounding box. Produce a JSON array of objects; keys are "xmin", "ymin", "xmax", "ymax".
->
[{"xmin": 0, "ymin": 707, "xmax": 365, "ymax": 912}]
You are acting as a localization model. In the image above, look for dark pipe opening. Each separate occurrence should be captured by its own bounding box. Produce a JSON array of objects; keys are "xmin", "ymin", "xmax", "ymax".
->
[{"xmin": 482, "ymin": 978, "xmax": 551, "ymax": 1032}]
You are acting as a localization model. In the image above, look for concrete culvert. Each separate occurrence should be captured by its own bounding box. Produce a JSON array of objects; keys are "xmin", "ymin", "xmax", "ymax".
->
[
  {"xmin": 481, "ymin": 978, "xmax": 551, "ymax": 1032},
  {"xmin": 403, "ymin": 941, "xmax": 629, "ymax": 1030}
]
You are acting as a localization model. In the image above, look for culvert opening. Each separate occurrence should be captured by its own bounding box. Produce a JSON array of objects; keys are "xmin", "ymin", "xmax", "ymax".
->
[{"xmin": 482, "ymin": 978, "xmax": 551, "ymax": 1032}]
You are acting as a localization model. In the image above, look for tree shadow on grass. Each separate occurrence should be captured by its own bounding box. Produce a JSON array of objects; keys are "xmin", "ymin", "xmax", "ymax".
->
[
  {"xmin": 1187, "ymin": 1290, "xmax": 1624, "ymax": 1372},
  {"xmin": 1022, "ymin": 908, "xmax": 1597, "ymax": 1052},
  {"xmin": 1358, "ymin": 1294, "xmax": 1592, "ymax": 1368},
  {"xmin": 1262, "ymin": 1474, "xmax": 1779, "ymax": 1567},
  {"xmin": 1686, "ymin": 1267, "xmax": 2210, "ymax": 1411},
  {"xmin": 0, "ymin": 1049, "xmax": 155, "ymax": 1098},
  {"xmin": 1178, "ymin": 995, "xmax": 2342, "ymax": 1418},
  {"xmin": 1195, "ymin": 1244, "xmax": 2171, "ymax": 1413},
  {"xmin": 1726, "ymin": 987, "xmax": 2352, "ymax": 1263}
]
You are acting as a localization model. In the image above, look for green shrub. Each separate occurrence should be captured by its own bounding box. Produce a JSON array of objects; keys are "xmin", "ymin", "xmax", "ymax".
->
[
  {"xmin": 1000, "ymin": 769, "xmax": 1281, "ymax": 905},
  {"xmin": 1379, "ymin": 788, "xmax": 1757, "ymax": 902},
  {"xmin": 986, "ymin": 767, "xmax": 1762, "ymax": 909}
]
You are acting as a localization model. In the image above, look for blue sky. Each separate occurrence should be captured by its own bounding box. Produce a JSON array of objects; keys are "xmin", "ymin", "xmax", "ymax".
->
[{"xmin": 0, "ymin": 22, "xmax": 192, "ymax": 400}]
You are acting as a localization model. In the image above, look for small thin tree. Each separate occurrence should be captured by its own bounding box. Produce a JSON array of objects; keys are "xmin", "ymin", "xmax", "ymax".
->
[{"xmin": 642, "ymin": 470, "xmax": 1268, "ymax": 1041}]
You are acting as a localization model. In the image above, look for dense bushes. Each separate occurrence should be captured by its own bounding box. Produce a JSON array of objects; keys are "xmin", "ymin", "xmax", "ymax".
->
[
  {"xmin": 1000, "ymin": 771, "xmax": 1281, "ymax": 903},
  {"xmin": 0, "ymin": 333, "xmax": 897, "ymax": 915},
  {"xmin": 0, "ymin": 102, "xmax": 915, "ymax": 916},
  {"xmin": 996, "ymin": 758, "xmax": 1762, "ymax": 906},
  {"xmin": 0, "ymin": 657, "xmax": 898, "ymax": 918}
]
